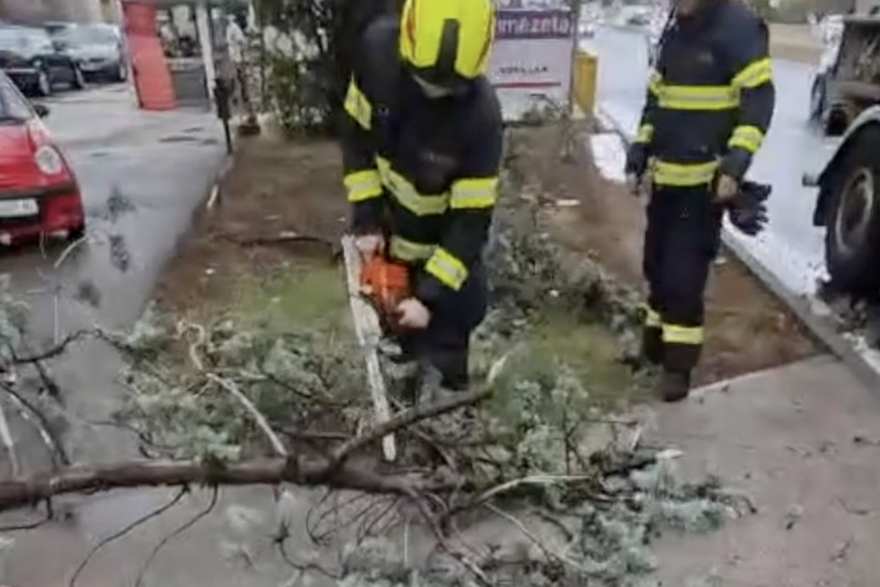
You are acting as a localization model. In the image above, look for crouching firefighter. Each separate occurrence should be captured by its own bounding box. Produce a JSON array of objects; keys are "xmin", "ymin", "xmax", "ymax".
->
[
  {"xmin": 339, "ymin": 0, "xmax": 502, "ymax": 396},
  {"xmin": 624, "ymin": 0, "xmax": 775, "ymax": 402}
]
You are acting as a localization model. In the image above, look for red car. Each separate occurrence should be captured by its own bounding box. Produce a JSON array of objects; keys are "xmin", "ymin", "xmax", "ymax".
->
[{"xmin": 0, "ymin": 71, "xmax": 84, "ymax": 243}]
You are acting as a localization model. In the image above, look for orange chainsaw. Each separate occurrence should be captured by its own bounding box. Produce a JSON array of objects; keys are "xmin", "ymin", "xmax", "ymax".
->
[{"xmin": 358, "ymin": 253, "xmax": 411, "ymax": 333}]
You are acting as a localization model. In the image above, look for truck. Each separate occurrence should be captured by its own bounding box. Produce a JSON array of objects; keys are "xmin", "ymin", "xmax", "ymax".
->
[
  {"xmin": 805, "ymin": 15, "xmax": 880, "ymax": 298},
  {"xmin": 810, "ymin": 15, "xmax": 880, "ymax": 137}
]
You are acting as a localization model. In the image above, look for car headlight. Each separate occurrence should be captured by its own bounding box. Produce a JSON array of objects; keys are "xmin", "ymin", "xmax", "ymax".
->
[{"xmin": 34, "ymin": 146, "xmax": 64, "ymax": 175}]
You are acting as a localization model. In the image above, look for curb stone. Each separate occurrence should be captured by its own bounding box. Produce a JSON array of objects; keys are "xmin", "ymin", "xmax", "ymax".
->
[{"xmin": 595, "ymin": 105, "xmax": 880, "ymax": 391}]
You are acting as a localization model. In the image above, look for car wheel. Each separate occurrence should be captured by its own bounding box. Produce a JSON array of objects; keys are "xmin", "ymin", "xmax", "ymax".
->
[
  {"xmin": 72, "ymin": 65, "xmax": 86, "ymax": 89},
  {"xmin": 115, "ymin": 62, "xmax": 128, "ymax": 82},
  {"xmin": 35, "ymin": 70, "xmax": 52, "ymax": 97},
  {"xmin": 67, "ymin": 223, "xmax": 86, "ymax": 242},
  {"xmin": 824, "ymin": 128, "xmax": 880, "ymax": 296}
]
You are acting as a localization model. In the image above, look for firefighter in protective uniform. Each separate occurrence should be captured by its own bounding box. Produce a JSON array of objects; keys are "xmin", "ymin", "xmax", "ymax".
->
[
  {"xmin": 339, "ymin": 0, "xmax": 502, "ymax": 394},
  {"xmin": 625, "ymin": 0, "xmax": 775, "ymax": 402}
]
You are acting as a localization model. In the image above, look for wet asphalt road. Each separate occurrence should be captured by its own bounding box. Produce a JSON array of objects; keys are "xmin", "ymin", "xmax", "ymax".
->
[
  {"xmin": 591, "ymin": 27, "xmax": 838, "ymax": 296},
  {"xmin": 0, "ymin": 84, "xmax": 226, "ymax": 464},
  {"xmin": 0, "ymin": 86, "xmax": 308, "ymax": 587}
]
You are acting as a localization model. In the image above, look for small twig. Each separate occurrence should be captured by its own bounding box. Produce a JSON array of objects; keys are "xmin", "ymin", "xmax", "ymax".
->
[
  {"xmin": 133, "ymin": 486, "xmax": 219, "ymax": 587},
  {"xmin": 208, "ymin": 374, "xmax": 287, "ymax": 457},
  {"xmin": 328, "ymin": 385, "xmax": 493, "ymax": 473},
  {"xmin": 68, "ymin": 486, "xmax": 189, "ymax": 587}
]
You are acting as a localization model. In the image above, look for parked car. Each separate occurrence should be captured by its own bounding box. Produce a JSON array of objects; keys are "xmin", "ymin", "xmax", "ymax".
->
[
  {"xmin": 48, "ymin": 23, "xmax": 127, "ymax": 83},
  {"xmin": 0, "ymin": 71, "xmax": 85, "ymax": 242},
  {"xmin": 0, "ymin": 25, "xmax": 86, "ymax": 96}
]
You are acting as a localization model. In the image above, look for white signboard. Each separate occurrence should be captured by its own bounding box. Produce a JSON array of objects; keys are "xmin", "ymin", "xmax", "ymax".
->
[{"xmin": 488, "ymin": 8, "xmax": 575, "ymax": 122}]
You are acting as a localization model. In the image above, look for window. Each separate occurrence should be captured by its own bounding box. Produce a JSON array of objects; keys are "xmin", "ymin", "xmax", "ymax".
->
[{"xmin": 0, "ymin": 73, "xmax": 34, "ymax": 121}]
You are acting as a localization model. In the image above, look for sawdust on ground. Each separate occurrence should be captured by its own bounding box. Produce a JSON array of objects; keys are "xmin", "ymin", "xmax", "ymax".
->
[{"xmin": 510, "ymin": 123, "xmax": 819, "ymax": 386}]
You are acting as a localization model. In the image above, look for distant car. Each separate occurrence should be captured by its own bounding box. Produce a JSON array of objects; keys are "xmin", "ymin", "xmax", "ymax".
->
[
  {"xmin": 48, "ymin": 23, "xmax": 127, "ymax": 82},
  {"xmin": 0, "ymin": 71, "xmax": 85, "ymax": 242},
  {"xmin": 0, "ymin": 25, "xmax": 86, "ymax": 96}
]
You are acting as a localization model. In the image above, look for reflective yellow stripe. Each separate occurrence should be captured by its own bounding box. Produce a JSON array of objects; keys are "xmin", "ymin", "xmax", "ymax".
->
[
  {"xmin": 389, "ymin": 235, "xmax": 435, "ymax": 261},
  {"xmin": 662, "ymin": 324, "xmax": 704, "ymax": 345},
  {"xmin": 344, "ymin": 169, "xmax": 383, "ymax": 202},
  {"xmin": 376, "ymin": 157, "xmax": 448, "ymax": 216},
  {"xmin": 651, "ymin": 159, "xmax": 718, "ymax": 187},
  {"xmin": 450, "ymin": 177, "xmax": 498, "ymax": 209},
  {"xmin": 648, "ymin": 69, "xmax": 662, "ymax": 96},
  {"xmin": 732, "ymin": 57, "xmax": 773, "ymax": 90},
  {"xmin": 644, "ymin": 305, "xmax": 661, "ymax": 328},
  {"xmin": 425, "ymin": 247, "xmax": 468, "ymax": 290},
  {"xmin": 727, "ymin": 124, "xmax": 765, "ymax": 154},
  {"xmin": 656, "ymin": 84, "xmax": 739, "ymax": 111},
  {"xmin": 343, "ymin": 78, "xmax": 372, "ymax": 130},
  {"xmin": 635, "ymin": 123, "xmax": 654, "ymax": 144}
]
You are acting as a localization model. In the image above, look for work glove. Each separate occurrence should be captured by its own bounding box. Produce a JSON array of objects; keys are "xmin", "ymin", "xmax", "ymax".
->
[
  {"xmin": 624, "ymin": 143, "xmax": 649, "ymax": 196},
  {"xmin": 725, "ymin": 180, "xmax": 770, "ymax": 237},
  {"xmin": 396, "ymin": 298, "xmax": 431, "ymax": 329},
  {"xmin": 354, "ymin": 233, "xmax": 384, "ymax": 258}
]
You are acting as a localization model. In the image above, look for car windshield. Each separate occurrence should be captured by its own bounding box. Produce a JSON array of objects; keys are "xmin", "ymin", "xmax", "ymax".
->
[
  {"xmin": 0, "ymin": 29, "xmax": 29, "ymax": 51},
  {"xmin": 54, "ymin": 26, "xmax": 117, "ymax": 46}
]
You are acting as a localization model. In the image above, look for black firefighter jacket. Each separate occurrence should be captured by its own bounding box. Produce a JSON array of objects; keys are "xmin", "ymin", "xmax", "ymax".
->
[
  {"xmin": 339, "ymin": 15, "xmax": 503, "ymax": 308},
  {"xmin": 635, "ymin": 1, "xmax": 776, "ymax": 188}
]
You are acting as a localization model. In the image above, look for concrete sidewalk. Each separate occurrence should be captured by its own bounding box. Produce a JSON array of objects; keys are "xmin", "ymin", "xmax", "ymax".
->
[{"xmin": 642, "ymin": 356, "xmax": 880, "ymax": 586}]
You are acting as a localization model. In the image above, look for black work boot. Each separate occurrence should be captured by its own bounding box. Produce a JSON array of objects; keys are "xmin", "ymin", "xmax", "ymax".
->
[
  {"xmin": 641, "ymin": 326, "xmax": 663, "ymax": 366},
  {"xmin": 654, "ymin": 370, "xmax": 691, "ymax": 403}
]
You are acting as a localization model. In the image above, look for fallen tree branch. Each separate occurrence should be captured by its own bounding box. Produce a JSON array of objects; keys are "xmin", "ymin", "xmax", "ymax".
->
[{"xmin": 0, "ymin": 455, "xmax": 442, "ymax": 513}]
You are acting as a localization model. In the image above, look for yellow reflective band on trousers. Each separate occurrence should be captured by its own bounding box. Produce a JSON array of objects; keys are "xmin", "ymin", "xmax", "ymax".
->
[
  {"xmin": 732, "ymin": 57, "xmax": 773, "ymax": 90},
  {"xmin": 389, "ymin": 235, "xmax": 435, "ymax": 262},
  {"xmin": 662, "ymin": 324, "xmax": 704, "ymax": 345},
  {"xmin": 425, "ymin": 247, "xmax": 468, "ymax": 290},
  {"xmin": 728, "ymin": 124, "xmax": 765, "ymax": 154},
  {"xmin": 644, "ymin": 305, "xmax": 661, "ymax": 328},
  {"xmin": 450, "ymin": 177, "xmax": 498, "ymax": 209},
  {"xmin": 344, "ymin": 79, "xmax": 372, "ymax": 130},
  {"xmin": 656, "ymin": 84, "xmax": 739, "ymax": 111},
  {"xmin": 635, "ymin": 123, "xmax": 654, "ymax": 144},
  {"xmin": 651, "ymin": 159, "xmax": 718, "ymax": 187},
  {"xmin": 344, "ymin": 169, "xmax": 383, "ymax": 202},
  {"xmin": 376, "ymin": 157, "xmax": 448, "ymax": 216}
]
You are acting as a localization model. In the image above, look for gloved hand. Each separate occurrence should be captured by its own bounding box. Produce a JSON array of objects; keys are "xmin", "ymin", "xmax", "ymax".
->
[
  {"xmin": 726, "ymin": 181, "xmax": 770, "ymax": 237},
  {"xmin": 624, "ymin": 143, "xmax": 649, "ymax": 196},
  {"xmin": 396, "ymin": 298, "xmax": 431, "ymax": 329},
  {"xmin": 354, "ymin": 233, "xmax": 384, "ymax": 258}
]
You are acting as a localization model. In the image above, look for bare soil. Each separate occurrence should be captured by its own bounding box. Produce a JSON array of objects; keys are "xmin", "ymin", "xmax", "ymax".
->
[
  {"xmin": 510, "ymin": 124, "xmax": 818, "ymax": 386},
  {"xmin": 156, "ymin": 123, "xmax": 818, "ymax": 394},
  {"xmin": 154, "ymin": 135, "xmax": 348, "ymax": 317}
]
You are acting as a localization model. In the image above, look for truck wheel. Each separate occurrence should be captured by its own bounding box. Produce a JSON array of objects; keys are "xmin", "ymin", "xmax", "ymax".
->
[{"xmin": 824, "ymin": 128, "xmax": 880, "ymax": 295}]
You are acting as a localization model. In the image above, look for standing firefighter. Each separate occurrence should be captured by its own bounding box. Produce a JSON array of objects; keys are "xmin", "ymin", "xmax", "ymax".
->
[
  {"xmin": 625, "ymin": 0, "xmax": 775, "ymax": 401},
  {"xmin": 339, "ymin": 0, "xmax": 502, "ymax": 395}
]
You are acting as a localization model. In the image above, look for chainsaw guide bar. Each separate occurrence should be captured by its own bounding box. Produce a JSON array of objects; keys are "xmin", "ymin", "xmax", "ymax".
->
[{"xmin": 341, "ymin": 235, "xmax": 397, "ymax": 461}]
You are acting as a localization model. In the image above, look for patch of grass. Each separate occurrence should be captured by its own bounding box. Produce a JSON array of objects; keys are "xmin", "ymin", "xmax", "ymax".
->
[
  {"xmin": 228, "ymin": 259, "xmax": 350, "ymax": 333},
  {"xmin": 190, "ymin": 258, "xmax": 641, "ymax": 410},
  {"xmin": 517, "ymin": 311, "xmax": 646, "ymax": 410}
]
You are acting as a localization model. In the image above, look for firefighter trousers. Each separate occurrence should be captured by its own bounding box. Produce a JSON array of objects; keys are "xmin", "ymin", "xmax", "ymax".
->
[
  {"xmin": 642, "ymin": 186, "xmax": 723, "ymax": 374},
  {"xmin": 397, "ymin": 261, "xmax": 488, "ymax": 391}
]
